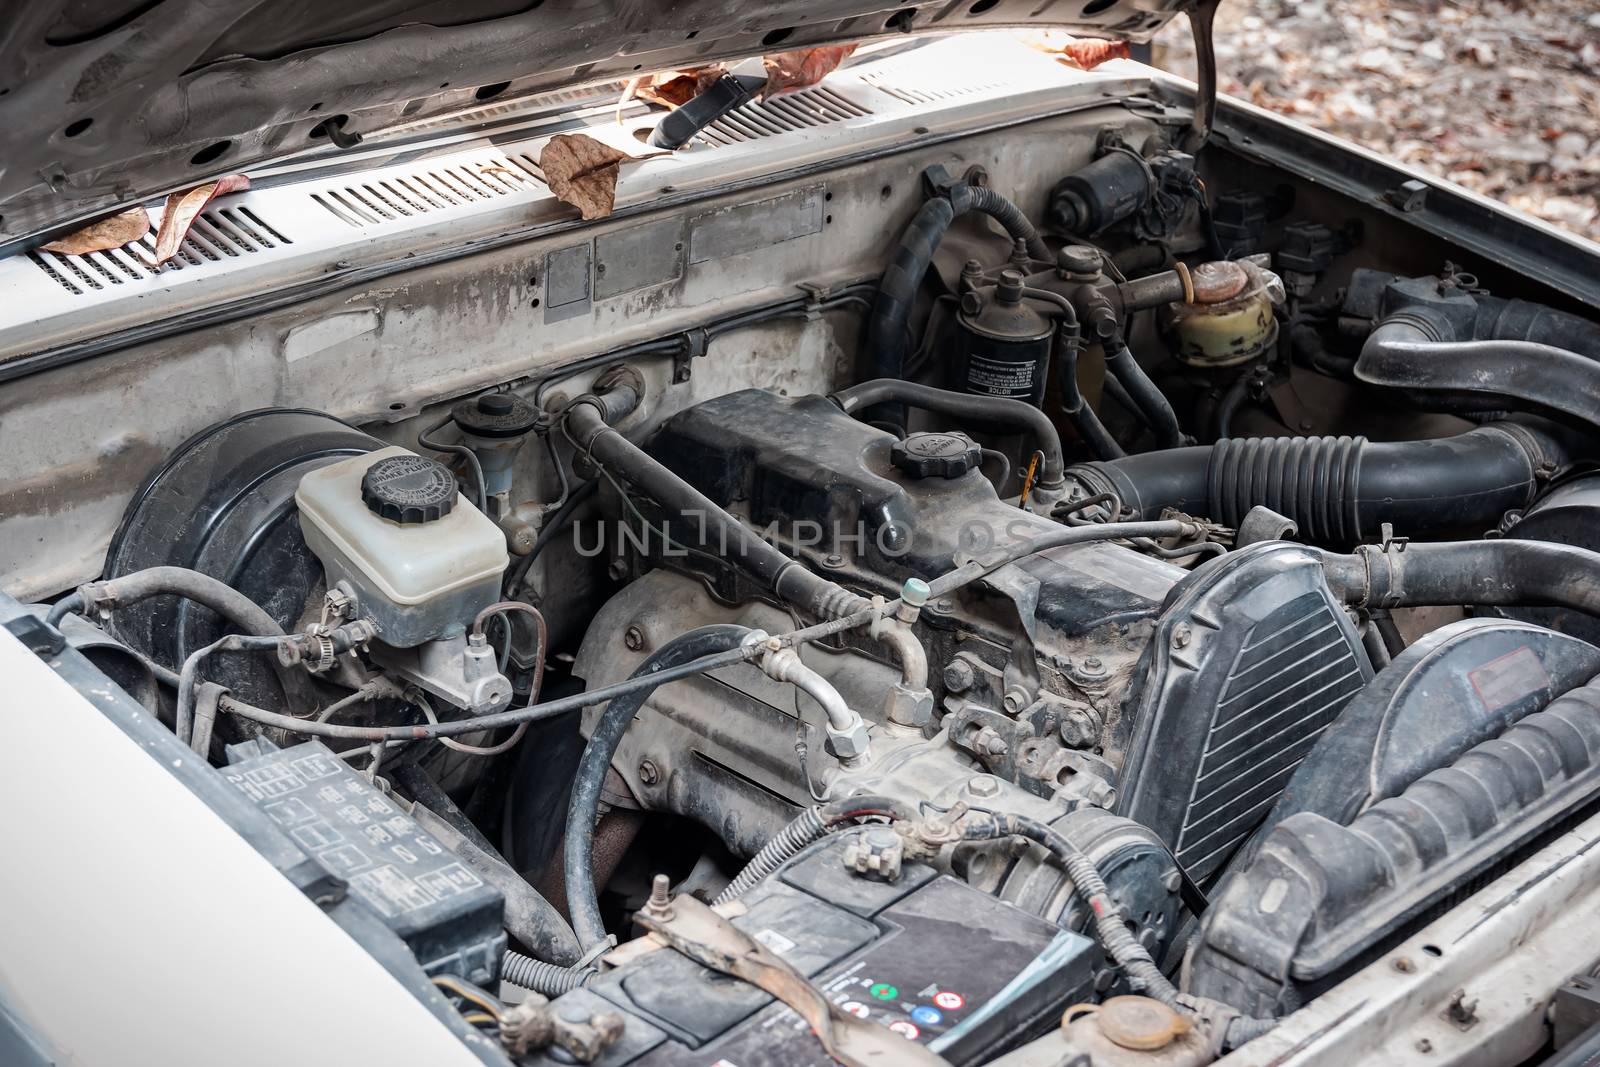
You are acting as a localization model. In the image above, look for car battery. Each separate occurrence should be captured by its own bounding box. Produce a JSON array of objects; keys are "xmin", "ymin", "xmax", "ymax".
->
[
  {"xmin": 532, "ymin": 834, "xmax": 1096, "ymax": 1067},
  {"xmin": 221, "ymin": 739, "xmax": 505, "ymax": 985}
]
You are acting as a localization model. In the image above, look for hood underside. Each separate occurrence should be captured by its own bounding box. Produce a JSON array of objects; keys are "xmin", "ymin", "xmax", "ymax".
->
[{"xmin": 1, "ymin": 0, "xmax": 1190, "ymax": 242}]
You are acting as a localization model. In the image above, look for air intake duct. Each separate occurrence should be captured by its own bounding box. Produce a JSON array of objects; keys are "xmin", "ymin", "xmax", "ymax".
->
[{"xmin": 1065, "ymin": 422, "xmax": 1570, "ymax": 544}]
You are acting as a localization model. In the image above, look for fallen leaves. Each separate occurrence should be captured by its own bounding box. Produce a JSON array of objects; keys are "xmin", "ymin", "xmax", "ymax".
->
[
  {"xmin": 1019, "ymin": 31, "xmax": 1132, "ymax": 71},
  {"xmin": 631, "ymin": 44, "xmax": 859, "ymax": 114},
  {"xmin": 636, "ymin": 67, "xmax": 725, "ymax": 109},
  {"xmin": 153, "ymin": 174, "xmax": 249, "ymax": 265},
  {"xmin": 539, "ymin": 133, "xmax": 669, "ymax": 220},
  {"xmin": 762, "ymin": 45, "xmax": 858, "ymax": 97},
  {"xmin": 40, "ymin": 206, "xmax": 150, "ymax": 255}
]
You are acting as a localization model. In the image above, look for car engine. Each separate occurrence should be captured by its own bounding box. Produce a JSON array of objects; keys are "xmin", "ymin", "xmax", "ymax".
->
[{"xmin": 16, "ymin": 74, "xmax": 1600, "ymax": 1066}]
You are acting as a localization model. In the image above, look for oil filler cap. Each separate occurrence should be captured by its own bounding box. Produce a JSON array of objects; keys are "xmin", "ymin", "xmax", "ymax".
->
[
  {"xmin": 891, "ymin": 431, "xmax": 983, "ymax": 479},
  {"xmin": 361, "ymin": 455, "xmax": 457, "ymax": 524}
]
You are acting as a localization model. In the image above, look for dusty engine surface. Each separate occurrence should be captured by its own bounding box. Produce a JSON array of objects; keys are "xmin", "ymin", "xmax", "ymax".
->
[{"xmin": 575, "ymin": 388, "xmax": 1376, "ymax": 922}]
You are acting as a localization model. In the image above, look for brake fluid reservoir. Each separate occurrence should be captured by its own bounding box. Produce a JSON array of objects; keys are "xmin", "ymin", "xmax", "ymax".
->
[{"xmin": 295, "ymin": 446, "xmax": 508, "ymax": 646}]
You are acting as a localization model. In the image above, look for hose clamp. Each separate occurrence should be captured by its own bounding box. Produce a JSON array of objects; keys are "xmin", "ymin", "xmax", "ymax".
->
[{"xmin": 1173, "ymin": 261, "xmax": 1196, "ymax": 305}]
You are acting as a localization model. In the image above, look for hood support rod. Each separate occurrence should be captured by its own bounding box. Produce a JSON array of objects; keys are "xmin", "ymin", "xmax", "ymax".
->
[{"xmin": 1184, "ymin": 0, "xmax": 1221, "ymax": 150}]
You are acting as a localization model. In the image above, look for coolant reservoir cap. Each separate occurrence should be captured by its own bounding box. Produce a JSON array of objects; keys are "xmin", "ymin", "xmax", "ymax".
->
[
  {"xmin": 891, "ymin": 431, "xmax": 982, "ymax": 479},
  {"xmin": 360, "ymin": 455, "xmax": 457, "ymax": 524}
]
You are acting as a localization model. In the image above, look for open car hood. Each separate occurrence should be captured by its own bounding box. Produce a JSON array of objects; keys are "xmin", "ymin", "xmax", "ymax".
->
[{"xmin": 1, "ymin": 0, "xmax": 1193, "ymax": 242}]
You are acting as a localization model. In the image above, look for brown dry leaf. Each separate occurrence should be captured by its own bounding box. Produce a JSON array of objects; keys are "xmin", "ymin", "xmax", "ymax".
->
[
  {"xmin": 539, "ymin": 133, "xmax": 671, "ymax": 220},
  {"xmin": 637, "ymin": 66, "xmax": 725, "ymax": 109},
  {"xmin": 39, "ymin": 206, "xmax": 151, "ymax": 255},
  {"xmin": 761, "ymin": 45, "xmax": 857, "ymax": 99},
  {"xmin": 1043, "ymin": 36, "xmax": 1132, "ymax": 70},
  {"xmin": 153, "ymin": 174, "xmax": 249, "ymax": 266}
]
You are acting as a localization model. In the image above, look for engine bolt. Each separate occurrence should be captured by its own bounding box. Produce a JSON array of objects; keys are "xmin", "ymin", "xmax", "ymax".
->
[
  {"xmin": 1172, "ymin": 623, "xmax": 1193, "ymax": 649},
  {"xmin": 644, "ymin": 874, "xmax": 674, "ymax": 920},
  {"xmin": 966, "ymin": 774, "xmax": 1001, "ymax": 798},
  {"xmin": 1002, "ymin": 685, "xmax": 1030, "ymax": 714},
  {"xmin": 624, "ymin": 625, "xmax": 645, "ymax": 651},
  {"xmin": 637, "ymin": 759, "xmax": 660, "ymax": 786},
  {"xmin": 944, "ymin": 659, "xmax": 976, "ymax": 693},
  {"xmin": 823, "ymin": 553, "xmax": 845, "ymax": 568},
  {"xmin": 1080, "ymin": 655, "xmax": 1105, "ymax": 677},
  {"xmin": 1161, "ymin": 868, "xmax": 1182, "ymax": 892}
]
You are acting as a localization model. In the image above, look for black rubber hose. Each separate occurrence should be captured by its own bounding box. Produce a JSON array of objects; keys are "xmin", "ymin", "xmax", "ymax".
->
[
  {"xmin": 72, "ymin": 565, "xmax": 317, "ymax": 712},
  {"xmin": 564, "ymin": 399, "xmax": 866, "ymax": 619},
  {"xmin": 1356, "ymin": 294, "xmax": 1600, "ymax": 430},
  {"xmin": 1057, "ymin": 326, "xmax": 1125, "ymax": 460},
  {"xmin": 1067, "ymin": 422, "xmax": 1569, "ymax": 544},
  {"xmin": 967, "ymin": 186, "xmax": 1052, "ymax": 263},
  {"xmin": 1316, "ymin": 538, "xmax": 1600, "ymax": 617},
  {"xmin": 1290, "ymin": 322, "xmax": 1355, "ymax": 378},
  {"xmin": 864, "ymin": 184, "xmax": 1049, "ymax": 424},
  {"xmin": 564, "ymin": 625, "xmax": 752, "ymax": 953},
  {"xmin": 712, "ymin": 794, "xmax": 918, "ymax": 905},
  {"xmin": 1472, "ymin": 292, "xmax": 1600, "ymax": 356},
  {"xmin": 831, "ymin": 378, "xmax": 1067, "ymax": 489},
  {"xmin": 1104, "ymin": 342, "xmax": 1183, "ymax": 448}
]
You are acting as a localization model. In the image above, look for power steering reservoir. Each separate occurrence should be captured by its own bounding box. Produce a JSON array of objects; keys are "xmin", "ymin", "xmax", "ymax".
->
[{"xmin": 295, "ymin": 446, "xmax": 508, "ymax": 646}]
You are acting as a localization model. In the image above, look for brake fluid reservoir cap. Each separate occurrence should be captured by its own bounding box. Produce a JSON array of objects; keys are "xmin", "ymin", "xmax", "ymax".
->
[{"xmin": 361, "ymin": 455, "xmax": 457, "ymax": 524}]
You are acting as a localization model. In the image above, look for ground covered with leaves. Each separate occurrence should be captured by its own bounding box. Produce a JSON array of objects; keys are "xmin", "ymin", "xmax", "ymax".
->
[{"xmin": 1154, "ymin": 0, "xmax": 1600, "ymax": 240}]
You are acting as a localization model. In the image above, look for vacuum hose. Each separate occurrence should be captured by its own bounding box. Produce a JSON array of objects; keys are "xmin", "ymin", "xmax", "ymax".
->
[
  {"xmin": 865, "ymin": 183, "xmax": 1049, "ymax": 423},
  {"xmin": 564, "ymin": 625, "xmax": 752, "ymax": 953}
]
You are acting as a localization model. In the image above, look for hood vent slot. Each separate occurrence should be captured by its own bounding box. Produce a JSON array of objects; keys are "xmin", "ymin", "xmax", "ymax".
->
[
  {"xmin": 695, "ymin": 86, "xmax": 871, "ymax": 147},
  {"xmin": 311, "ymin": 160, "xmax": 538, "ymax": 228},
  {"xmin": 25, "ymin": 206, "xmax": 290, "ymax": 295},
  {"xmin": 862, "ymin": 74, "xmax": 1006, "ymax": 105}
]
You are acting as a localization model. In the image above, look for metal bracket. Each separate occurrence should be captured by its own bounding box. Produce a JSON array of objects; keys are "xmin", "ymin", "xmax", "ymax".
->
[{"xmin": 672, "ymin": 327, "xmax": 709, "ymax": 384}]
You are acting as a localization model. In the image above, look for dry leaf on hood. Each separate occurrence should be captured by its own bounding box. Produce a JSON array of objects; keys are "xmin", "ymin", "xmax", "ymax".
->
[
  {"xmin": 153, "ymin": 174, "xmax": 250, "ymax": 266},
  {"xmin": 636, "ymin": 66, "xmax": 725, "ymax": 109},
  {"xmin": 539, "ymin": 133, "xmax": 665, "ymax": 220},
  {"xmin": 761, "ymin": 45, "xmax": 857, "ymax": 99},
  {"xmin": 39, "ymin": 206, "xmax": 151, "ymax": 255},
  {"xmin": 1019, "ymin": 31, "xmax": 1131, "ymax": 70}
]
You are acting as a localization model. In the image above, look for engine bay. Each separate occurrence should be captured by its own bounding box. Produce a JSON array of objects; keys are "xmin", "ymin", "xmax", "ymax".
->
[{"xmin": 12, "ymin": 43, "xmax": 1600, "ymax": 1066}]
